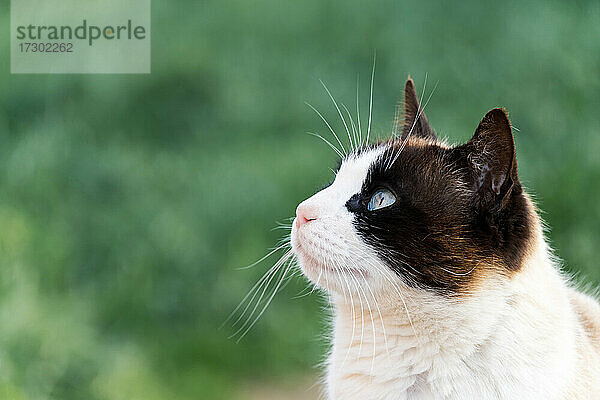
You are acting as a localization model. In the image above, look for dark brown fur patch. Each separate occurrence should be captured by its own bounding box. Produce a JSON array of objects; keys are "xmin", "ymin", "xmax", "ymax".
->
[{"xmin": 344, "ymin": 81, "xmax": 535, "ymax": 294}]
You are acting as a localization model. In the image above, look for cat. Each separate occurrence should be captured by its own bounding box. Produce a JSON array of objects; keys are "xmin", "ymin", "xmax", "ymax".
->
[{"xmin": 290, "ymin": 78, "xmax": 600, "ymax": 399}]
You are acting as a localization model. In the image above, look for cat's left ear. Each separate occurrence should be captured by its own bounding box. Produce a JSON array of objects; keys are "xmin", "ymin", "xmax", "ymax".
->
[
  {"xmin": 399, "ymin": 78, "xmax": 437, "ymax": 140},
  {"xmin": 466, "ymin": 108, "xmax": 519, "ymax": 213}
]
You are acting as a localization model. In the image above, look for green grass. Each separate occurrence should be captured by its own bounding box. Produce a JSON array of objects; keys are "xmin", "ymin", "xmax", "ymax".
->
[{"xmin": 0, "ymin": 0, "xmax": 599, "ymax": 398}]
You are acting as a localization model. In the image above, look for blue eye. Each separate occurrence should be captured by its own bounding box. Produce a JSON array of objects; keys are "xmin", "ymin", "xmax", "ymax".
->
[{"xmin": 367, "ymin": 189, "xmax": 396, "ymax": 211}]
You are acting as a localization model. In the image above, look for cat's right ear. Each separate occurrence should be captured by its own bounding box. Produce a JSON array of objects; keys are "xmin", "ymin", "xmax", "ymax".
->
[
  {"xmin": 465, "ymin": 108, "xmax": 519, "ymax": 214},
  {"xmin": 399, "ymin": 78, "xmax": 437, "ymax": 141}
]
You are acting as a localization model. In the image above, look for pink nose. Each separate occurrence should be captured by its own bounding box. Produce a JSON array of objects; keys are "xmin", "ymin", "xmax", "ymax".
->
[{"xmin": 295, "ymin": 203, "xmax": 319, "ymax": 228}]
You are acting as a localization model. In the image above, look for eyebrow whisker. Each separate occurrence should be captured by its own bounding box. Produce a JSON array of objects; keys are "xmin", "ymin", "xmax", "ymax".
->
[
  {"xmin": 366, "ymin": 53, "xmax": 376, "ymax": 146},
  {"xmin": 307, "ymin": 131, "xmax": 345, "ymax": 158},
  {"xmin": 320, "ymin": 80, "xmax": 355, "ymax": 153},
  {"xmin": 306, "ymin": 102, "xmax": 348, "ymax": 156}
]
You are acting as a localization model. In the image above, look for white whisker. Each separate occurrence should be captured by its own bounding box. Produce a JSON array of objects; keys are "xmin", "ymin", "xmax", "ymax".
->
[
  {"xmin": 320, "ymin": 80, "xmax": 354, "ymax": 153},
  {"xmin": 227, "ymin": 250, "xmax": 293, "ymax": 336},
  {"xmin": 342, "ymin": 103, "xmax": 359, "ymax": 152},
  {"xmin": 356, "ymin": 74, "xmax": 363, "ymax": 147},
  {"xmin": 366, "ymin": 54, "xmax": 376, "ymax": 146},
  {"xmin": 307, "ymin": 131, "xmax": 345, "ymax": 158},
  {"xmin": 306, "ymin": 102, "xmax": 347, "ymax": 156},
  {"xmin": 236, "ymin": 259, "xmax": 294, "ymax": 342}
]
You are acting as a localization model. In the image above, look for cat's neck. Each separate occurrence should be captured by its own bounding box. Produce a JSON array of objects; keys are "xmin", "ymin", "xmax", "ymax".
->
[{"xmin": 326, "ymin": 228, "xmax": 578, "ymax": 398}]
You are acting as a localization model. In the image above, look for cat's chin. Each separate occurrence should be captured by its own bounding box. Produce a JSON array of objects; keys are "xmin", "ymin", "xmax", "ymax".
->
[{"xmin": 292, "ymin": 241, "xmax": 370, "ymax": 293}]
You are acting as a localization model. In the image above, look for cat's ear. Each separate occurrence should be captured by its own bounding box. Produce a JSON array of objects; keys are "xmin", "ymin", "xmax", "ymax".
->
[
  {"xmin": 400, "ymin": 78, "xmax": 437, "ymax": 140},
  {"xmin": 466, "ymin": 108, "xmax": 518, "ymax": 213}
]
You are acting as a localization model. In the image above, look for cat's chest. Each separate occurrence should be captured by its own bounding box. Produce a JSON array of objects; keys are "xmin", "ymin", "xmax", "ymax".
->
[
  {"xmin": 326, "ymin": 336, "xmax": 439, "ymax": 399},
  {"xmin": 326, "ymin": 336, "xmax": 563, "ymax": 400},
  {"xmin": 328, "ymin": 353, "xmax": 503, "ymax": 400}
]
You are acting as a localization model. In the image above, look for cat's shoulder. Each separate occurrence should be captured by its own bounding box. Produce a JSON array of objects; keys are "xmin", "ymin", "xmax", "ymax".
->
[{"xmin": 569, "ymin": 287, "xmax": 600, "ymax": 355}]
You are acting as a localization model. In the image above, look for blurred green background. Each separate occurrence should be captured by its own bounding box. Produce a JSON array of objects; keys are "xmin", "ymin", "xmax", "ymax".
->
[{"xmin": 1, "ymin": 0, "xmax": 599, "ymax": 399}]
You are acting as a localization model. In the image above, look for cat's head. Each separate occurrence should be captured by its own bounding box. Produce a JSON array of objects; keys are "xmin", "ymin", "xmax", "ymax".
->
[{"xmin": 291, "ymin": 79, "xmax": 535, "ymax": 297}]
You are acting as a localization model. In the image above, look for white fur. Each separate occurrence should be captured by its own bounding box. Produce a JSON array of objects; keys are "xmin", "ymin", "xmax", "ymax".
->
[{"xmin": 291, "ymin": 145, "xmax": 600, "ymax": 400}]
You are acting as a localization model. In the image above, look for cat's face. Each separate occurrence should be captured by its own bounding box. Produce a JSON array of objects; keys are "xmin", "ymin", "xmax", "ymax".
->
[{"xmin": 291, "ymin": 79, "xmax": 533, "ymax": 297}]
